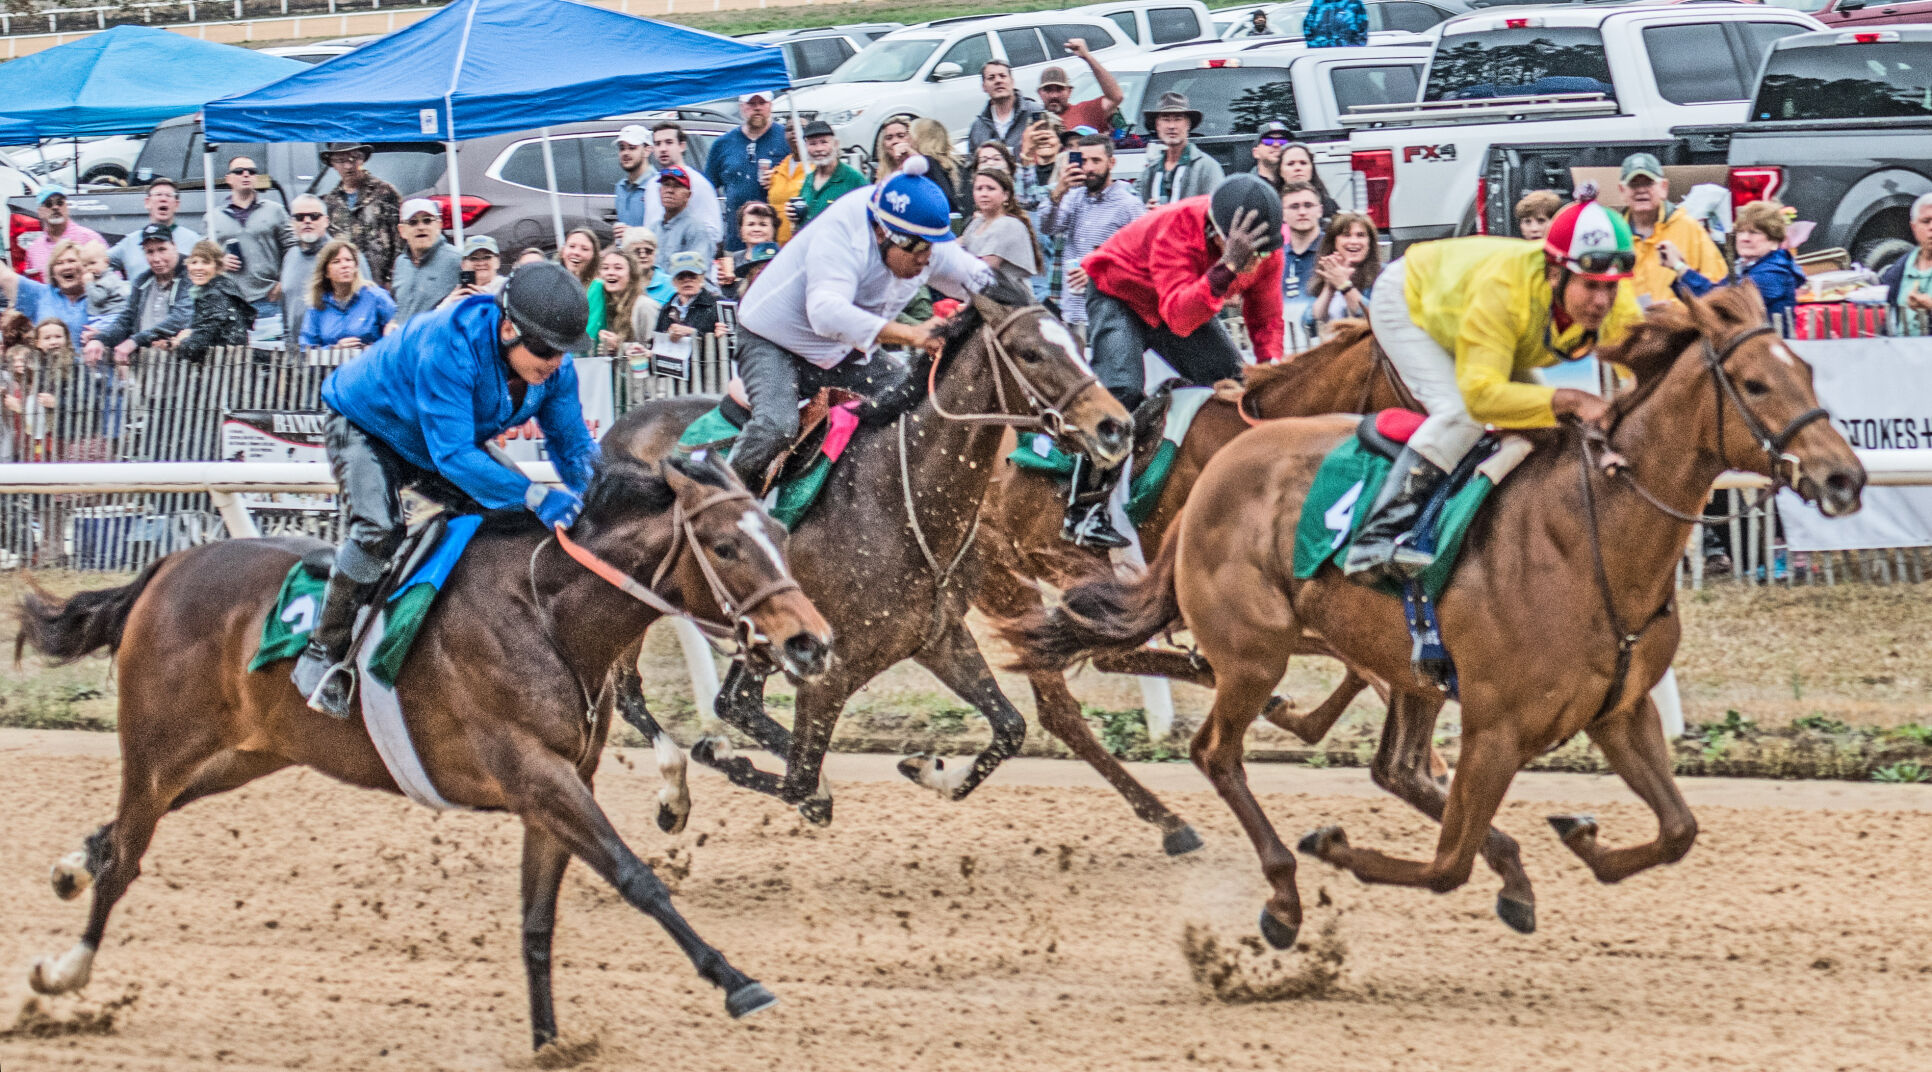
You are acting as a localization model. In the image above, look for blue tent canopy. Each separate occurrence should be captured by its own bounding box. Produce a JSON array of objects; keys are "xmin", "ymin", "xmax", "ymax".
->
[
  {"xmin": 0, "ymin": 117, "xmax": 37, "ymax": 142},
  {"xmin": 204, "ymin": 0, "xmax": 789, "ymax": 144},
  {"xmin": 0, "ymin": 26, "xmax": 304, "ymax": 138}
]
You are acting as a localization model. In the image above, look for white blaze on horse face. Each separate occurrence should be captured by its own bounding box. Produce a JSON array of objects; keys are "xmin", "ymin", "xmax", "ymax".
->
[
  {"xmin": 1037, "ymin": 319, "xmax": 1091, "ymax": 372},
  {"xmin": 736, "ymin": 509, "xmax": 792, "ymax": 579},
  {"xmin": 1770, "ymin": 341, "xmax": 1796, "ymax": 366}
]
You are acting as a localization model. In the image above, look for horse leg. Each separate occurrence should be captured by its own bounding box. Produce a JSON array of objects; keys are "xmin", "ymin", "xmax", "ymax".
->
[
  {"xmin": 1300, "ymin": 722, "xmax": 1520, "ymax": 899},
  {"xmin": 30, "ymin": 778, "xmax": 168, "ymax": 995},
  {"xmin": 1192, "ymin": 657, "xmax": 1304, "ymax": 949},
  {"xmin": 1090, "ymin": 647, "xmax": 1217, "ymax": 689},
  {"xmin": 612, "ymin": 665, "xmax": 693, "ymax": 836},
  {"xmin": 896, "ymin": 619, "xmax": 1026, "ymax": 802},
  {"xmin": 1366, "ymin": 691, "xmax": 1537, "ymax": 933},
  {"xmin": 500, "ymin": 733, "xmax": 774, "ymax": 1023},
  {"xmin": 690, "ymin": 660, "xmax": 838, "ymax": 825},
  {"xmin": 1027, "ymin": 669, "xmax": 1202, "ymax": 855},
  {"xmin": 518, "ymin": 822, "xmax": 572, "ymax": 1051},
  {"xmin": 1263, "ymin": 666, "xmax": 1375, "ymax": 743},
  {"xmin": 1549, "ymin": 695, "xmax": 1699, "ymax": 884}
]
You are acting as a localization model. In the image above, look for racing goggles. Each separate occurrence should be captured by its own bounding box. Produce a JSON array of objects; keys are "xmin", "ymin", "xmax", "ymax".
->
[
  {"xmin": 1566, "ymin": 249, "xmax": 1636, "ymax": 278},
  {"xmin": 510, "ymin": 331, "xmax": 563, "ymax": 359},
  {"xmin": 881, "ymin": 230, "xmax": 934, "ymax": 256}
]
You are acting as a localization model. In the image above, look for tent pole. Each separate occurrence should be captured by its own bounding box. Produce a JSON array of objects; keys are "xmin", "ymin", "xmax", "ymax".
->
[
  {"xmin": 201, "ymin": 143, "xmax": 217, "ymax": 236},
  {"xmin": 72, "ymin": 135, "xmax": 79, "ymax": 190},
  {"xmin": 539, "ymin": 127, "xmax": 565, "ymax": 251},
  {"xmin": 446, "ymin": 141, "xmax": 466, "ymax": 249}
]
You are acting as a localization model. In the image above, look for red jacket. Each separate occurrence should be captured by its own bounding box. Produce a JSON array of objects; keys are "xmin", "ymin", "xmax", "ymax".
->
[{"xmin": 1082, "ymin": 196, "xmax": 1285, "ymax": 362}]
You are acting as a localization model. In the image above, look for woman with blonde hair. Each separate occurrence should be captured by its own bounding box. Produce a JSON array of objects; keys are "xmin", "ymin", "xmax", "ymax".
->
[
  {"xmin": 870, "ymin": 116, "xmax": 916, "ymax": 182},
  {"xmin": 1669, "ymin": 199, "xmax": 1805, "ymax": 320},
  {"xmin": 588, "ymin": 247, "xmax": 645, "ymax": 355},
  {"xmin": 302, "ymin": 239, "xmax": 395, "ymax": 350},
  {"xmin": 910, "ymin": 117, "xmax": 968, "ymax": 217}
]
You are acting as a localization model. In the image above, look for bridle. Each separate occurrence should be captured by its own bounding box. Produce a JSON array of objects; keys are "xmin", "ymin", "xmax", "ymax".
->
[
  {"xmin": 540, "ymin": 486, "xmax": 802, "ymax": 658},
  {"xmin": 925, "ymin": 304, "xmax": 1098, "ymax": 436},
  {"xmin": 1572, "ymin": 320, "xmax": 1829, "ymax": 725}
]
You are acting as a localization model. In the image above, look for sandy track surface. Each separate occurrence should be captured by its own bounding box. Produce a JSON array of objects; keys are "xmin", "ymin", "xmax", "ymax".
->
[{"xmin": 2, "ymin": 730, "xmax": 1927, "ymax": 1071}]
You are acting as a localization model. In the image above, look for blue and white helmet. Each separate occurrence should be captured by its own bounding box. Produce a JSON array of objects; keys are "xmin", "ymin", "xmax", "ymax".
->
[{"xmin": 868, "ymin": 156, "xmax": 955, "ymax": 243}]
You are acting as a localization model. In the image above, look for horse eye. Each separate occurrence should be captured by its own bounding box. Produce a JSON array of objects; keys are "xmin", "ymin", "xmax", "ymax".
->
[
  {"xmin": 1742, "ymin": 378, "xmax": 1770, "ymax": 397},
  {"xmin": 711, "ymin": 541, "xmax": 739, "ymax": 560}
]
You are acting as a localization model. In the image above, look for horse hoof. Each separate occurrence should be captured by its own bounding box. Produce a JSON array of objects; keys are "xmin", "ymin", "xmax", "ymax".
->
[
  {"xmin": 1547, "ymin": 814, "xmax": 1598, "ymax": 843},
  {"xmin": 1162, "ymin": 825, "xmax": 1204, "ymax": 856},
  {"xmin": 725, "ymin": 981, "xmax": 778, "ymax": 1020},
  {"xmin": 1496, "ymin": 895, "xmax": 1537, "ymax": 935},
  {"xmin": 691, "ymin": 735, "xmax": 736, "ymax": 768},
  {"xmin": 50, "ymin": 851, "xmax": 91, "ymax": 901},
  {"xmin": 28, "ymin": 945, "xmax": 93, "ymax": 995},
  {"xmin": 796, "ymin": 796, "xmax": 834, "ymax": 827},
  {"xmin": 1296, "ymin": 825, "xmax": 1344, "ymax": 857},
  {"xmin": 896, "ymin": 753, "xmax": 932, "ymax": 783},
  {"xmin": 1258, "ymin": 908, "xmax": 1300, "ymax": 951},
  {"xmin": 656, "ymin": 803, "xmax": 689, "ymax": 836}
]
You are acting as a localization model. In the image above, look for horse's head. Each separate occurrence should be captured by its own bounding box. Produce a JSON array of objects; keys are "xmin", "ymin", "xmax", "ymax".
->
[
  {"xmin": 657, "ymin": 454, "xmax": 834, "ymax": 682},
  {"xmin": 943, "ymin": 275, "xmax": 1130, "ymax": 467},
  {"xmin": 1611, "ymin": 286, "xmax": 1863, "ymax": 518}
]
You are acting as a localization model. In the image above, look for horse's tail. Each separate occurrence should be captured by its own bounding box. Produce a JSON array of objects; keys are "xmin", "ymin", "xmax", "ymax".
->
[
  {"xmin": 995, "ymin": 530, "xmax": 1183, "ymax": 672},
  {"xmin": 14, "ymin": 557, "xmax": 167, "ymax": 667}
]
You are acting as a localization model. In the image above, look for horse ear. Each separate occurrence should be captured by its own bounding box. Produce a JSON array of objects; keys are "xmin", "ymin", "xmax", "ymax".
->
[{"xmin": 657, "ymin": 456, "xmax": 697, "ymax": 497}]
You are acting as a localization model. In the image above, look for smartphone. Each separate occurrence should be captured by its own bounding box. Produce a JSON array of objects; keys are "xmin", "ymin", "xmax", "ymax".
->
[
  {"xmin": 460, "ymin": 270, "xmax": 477, "ymax": 286},
  {"xmin": 223, "ymin": 240, "xmax": 243, "ymax": 262},
  {"xmin": 1067, "ymin": 150, "xmax": 1084, "ymax": 168}
]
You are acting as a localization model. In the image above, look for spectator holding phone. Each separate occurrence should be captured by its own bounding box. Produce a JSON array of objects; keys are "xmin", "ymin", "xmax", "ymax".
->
[
  {"xmin": 438, "ymin": 235, "xmax": 505, "ymax": 311},
  {"xmin": 1033, "ymin": 39, "xmax": 1125, "ymax": 133},
  {"xmin": 302, "ymin": 239, "xmax": 394, "ymax": 350},
  {"xmin": 1041, "ymin": 132, "xmax": 1144, "ymax": 329},
  {"xmin": 207, "ymin": 155, "xmax": 295, "ymax": 322},
  {"xmin": 766, "ymin": 121, "xmax": 867, "ymax": 243}
]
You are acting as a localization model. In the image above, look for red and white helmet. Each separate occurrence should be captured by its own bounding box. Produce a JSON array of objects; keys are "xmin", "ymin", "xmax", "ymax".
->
[{"xmin": 1544, "ymin": 193, "xmax": 1636, "ymax": 281}]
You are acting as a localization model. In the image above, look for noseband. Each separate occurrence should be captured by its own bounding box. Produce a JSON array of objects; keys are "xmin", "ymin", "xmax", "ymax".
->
[
  {"xmin": 925, "ymin": 304, "xmax": 1098, "ymax": 436},
  {"xmin": 547, "ymin": 486, "xmax": 801, "ymax": 653}
]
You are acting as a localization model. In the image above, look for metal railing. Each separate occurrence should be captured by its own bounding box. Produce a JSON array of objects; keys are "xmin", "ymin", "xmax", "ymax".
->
[{"xmin": 0, "ymin": 0, "xmax": 410, "ymax": 35}]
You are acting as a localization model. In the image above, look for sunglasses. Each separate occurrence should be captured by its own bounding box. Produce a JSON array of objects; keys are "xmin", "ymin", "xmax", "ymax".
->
[
  {"xmin": 1572, "ymin": 250, "xmax": 1636, "ymax": 276},
  {"xmin": 1258, "ymin": 136, "xmax": 1291, "ymax": 147},
  {"xmin": 41, "ymin": 197, "xmax": 66, "ymax": 207},
  {"xmin": 404, "ymin": 216, "xmax": 440, "ymax": 226},
  {"xmin": 881, "ymin": 231, "xmax": 932, "ymax": 255},
  {"xmin": 228, "ymin": 167, "xmax": 258, "ymax": 176},
  {"xmin": 292, "ymin": 212, "xmax": 324, "ymax": 222}
]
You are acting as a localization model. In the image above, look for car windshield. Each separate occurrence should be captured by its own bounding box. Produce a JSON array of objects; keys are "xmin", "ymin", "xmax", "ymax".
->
[
  {"xmin": 1753, "ymin": 42, "xmax": 1932, "ymax": 120},
  {"xmin": 829, "ymin": 36, "xmax": 942, "ymax": 83},
  {"xmin": 1757, "ymin": 0, "xmax": 1831, "ymax": 12},
  {"xmin": 1140, "ymin": 66, "xmax": 1299, "ymax": 137},
  {"xmin": 1424, "ymin": 28, "xmax": 1615, "ymax": 102}
]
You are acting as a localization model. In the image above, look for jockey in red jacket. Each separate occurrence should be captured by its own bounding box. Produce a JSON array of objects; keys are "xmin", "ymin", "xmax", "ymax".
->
[{"xmin": 1067, "ymin": 173, "xmax": 1283, "ymax": 547}]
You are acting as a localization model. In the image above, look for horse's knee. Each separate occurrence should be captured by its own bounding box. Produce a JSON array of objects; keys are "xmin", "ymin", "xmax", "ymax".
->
[
  {"xmin": 1425, "ymin": 859, "xmax": 1476, "ymax": 894},
  {"xmin": 1659, "ymin": 816, "xmax": 1698, "ymax": 864}
]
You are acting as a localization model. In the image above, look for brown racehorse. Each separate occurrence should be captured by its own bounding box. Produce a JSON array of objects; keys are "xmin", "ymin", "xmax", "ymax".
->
[
  {"xmin": 603, "ymin": 280, "xmax": 1130, "ymax": 827},
  {"xmin": 973, "ymin": 322, "xmax": 1417, "ymax": 854},
  {"xmin": 1000, "ymin": 287, "xmax": 1865, "ymax": 948},
  {"xmin": 14, "ymin": 455, "xmax": 833, "ymax": 1052}
]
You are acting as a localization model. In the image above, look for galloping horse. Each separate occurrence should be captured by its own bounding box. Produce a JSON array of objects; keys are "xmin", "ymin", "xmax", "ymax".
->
[
  {"xmin": 603, "ymin": 281, "xmax": 1130, "ymax": 827},
  {"xmin": 14, "ymin": 455, "xmax": 833, "ymax": 1051},
  {"xmin": 973, "ymin": 322, "xmax": 1416, "ymax": 854},
  {"xmin": 1000, "ymin": 287, "xmax": 1864, "ymax": 947}
]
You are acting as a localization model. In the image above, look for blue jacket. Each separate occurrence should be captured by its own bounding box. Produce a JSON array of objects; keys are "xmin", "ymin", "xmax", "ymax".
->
[
  {"xmin": 302, "ymin": 285, "xmax": 396, "ymax": 348},
  {"xmin": 705, "ymin": 123, "xmax": 790, "ymax": 250},
  {"xmin": 321, "ymin": 295, "xmax": 598, "ymax": 511},
  {"xmin": 1303, "ymin": 0, "xmax": 1368, "ymax": 47},
  {"xmin": 1680, "ymin": 248, "xmax": 1806, "ymax": 320}
]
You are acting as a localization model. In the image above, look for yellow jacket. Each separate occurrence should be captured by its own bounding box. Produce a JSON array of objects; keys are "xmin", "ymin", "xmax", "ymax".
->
[
  {"xmin": 1628, "ymin": 205, "xmax": 1726, "ymax": 309},
  {"xmin": 1403, "ymin": 237, "xmax": 1644, "ymax": 429},
  {"xmin": 766, "ymin": 157, "xmax": 808, "ymax": 244}
]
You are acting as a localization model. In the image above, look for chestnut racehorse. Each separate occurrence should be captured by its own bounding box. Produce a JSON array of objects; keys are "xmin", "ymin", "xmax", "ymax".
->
[
  {"xmin": 14, "ymin": 455, "xmax": 833, "ymax": 1052},
  {"xmin": 1000, "ymin": 287, "xmax": 1864, "ymax": 947}
]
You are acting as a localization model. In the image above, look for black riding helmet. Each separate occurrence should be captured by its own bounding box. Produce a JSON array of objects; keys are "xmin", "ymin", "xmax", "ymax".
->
[
  {"xmin": 1207, "ymin": 173, "xmax": 1284, "ymax": 255},
  {"xmin": 499, "ymin": 261, "xmax": 590, "ymax": 355}
]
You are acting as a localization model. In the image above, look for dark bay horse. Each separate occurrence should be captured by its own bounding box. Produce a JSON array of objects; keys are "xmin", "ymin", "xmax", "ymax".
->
[
  {"xmin": 1000, "ymin": 287, "xmax": 1865, "ymax": 948},
  {"xmin": 973, "ymin": 322, "xmax": 1417, "ymax": 854},
  {"xmin": 603, "ymin": 284, "xmax": 1130, "ymax": 826},
  {"xmin": 14, "ymin": 455, "xmax": 833, "ymax": 1052}
]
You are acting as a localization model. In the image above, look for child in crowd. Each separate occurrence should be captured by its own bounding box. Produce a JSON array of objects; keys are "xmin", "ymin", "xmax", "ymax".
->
[
  {"xmin": 654, "ymin": 251, "xmax": 727, "ymax": 340},
  {"xmin": 1515, "ymin": 190, "xmax": 1563, "ymax": 243},
  {"xmin": 80, "ymin": 242, "xmax": 129, "ymax": 334}
]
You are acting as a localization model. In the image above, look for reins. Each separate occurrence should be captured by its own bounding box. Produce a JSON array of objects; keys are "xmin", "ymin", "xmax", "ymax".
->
[
  {"xmin": 924, "ymin": 304, "xmax": 1097, "ymax": 436},
  {"xmin": 1570, "ymin": 320, "xmax": 1826, "ymax": 724}
]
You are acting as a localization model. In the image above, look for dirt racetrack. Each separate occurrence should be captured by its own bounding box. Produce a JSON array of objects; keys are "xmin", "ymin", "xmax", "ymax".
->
[{"xmin": 3, "ymin": 729, "xmax": 1928, "ymax": 1071}]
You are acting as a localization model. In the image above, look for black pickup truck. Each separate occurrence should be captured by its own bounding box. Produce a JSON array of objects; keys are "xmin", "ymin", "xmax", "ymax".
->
[{"xmin": 1481, "ymin": 27, "xmax": 1932, "ymax": 270}]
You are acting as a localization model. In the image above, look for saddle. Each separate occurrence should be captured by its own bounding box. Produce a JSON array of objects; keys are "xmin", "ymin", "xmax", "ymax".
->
[{"xmin": 677, "ymin": 386, "xmax": 863, "ymax": 529}]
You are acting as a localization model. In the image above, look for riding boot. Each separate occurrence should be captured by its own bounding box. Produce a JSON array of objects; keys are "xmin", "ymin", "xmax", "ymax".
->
[
  {"xmin": 290, "ymin": 568, "xmax": 375, "ymax": 720},
  {"xmin": 1061, "ymin": 454, "xmax": 1131, "ymax": 551},
  {"xmin": 1341, "ymin": 446, "xmax": 1449, "ymax": 585}
]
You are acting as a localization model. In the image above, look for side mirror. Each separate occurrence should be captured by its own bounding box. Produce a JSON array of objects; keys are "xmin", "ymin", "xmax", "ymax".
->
[
  {"xmin": 932, "ymin": 61, "xmax": 964, "ymax": 81},
  {"xmin": 1836, "ymin": 0, "xmax": 1866, "ymax": 10}
]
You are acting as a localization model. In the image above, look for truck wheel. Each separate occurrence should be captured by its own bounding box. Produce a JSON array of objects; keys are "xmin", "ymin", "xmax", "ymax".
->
[
  {"xmin": 81, "ymin": 165, "xmax": 128, "ymax": 187},
  {"xmin": 1854, "ymin": 236, "xmax": 1912, "ymax": 273}
]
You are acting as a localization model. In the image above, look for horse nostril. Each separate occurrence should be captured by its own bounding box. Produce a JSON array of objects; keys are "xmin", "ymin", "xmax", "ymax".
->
[
  {"xmin": 785, "ymin": 633, "xmax": 826, "ymax": 672},
  {"xmin": 1096, "ymin": 418, "xmax": 1128, "ymax": 450},
  {"xmin": 1826, "ymin": 472, "xmax": 1855, "ymax": 494}
]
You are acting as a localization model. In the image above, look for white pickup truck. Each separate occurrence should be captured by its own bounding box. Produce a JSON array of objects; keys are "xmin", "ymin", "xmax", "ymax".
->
[{"xmin": 1339, "ymin": 3, "xmax": 1825, "ymax": 250}]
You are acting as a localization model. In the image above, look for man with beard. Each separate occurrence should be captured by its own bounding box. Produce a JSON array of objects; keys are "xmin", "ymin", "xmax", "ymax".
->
[
  {"xmin": 767, "ymin": 120, "xmax": 867, "ymax": 243},
  {"xmin": 280, "ymin": 194, "xmax": 370, "ymax": 344},
  {"xmin": 320, "ymin": 143, "xmax": 402, "ymax": 289},
  {"xmin": 22, "ymin": 188, "xmax": 104, "ymax": 283},
  {"xmin": 1032, "ymin": 38, "xmax": 1125, "ymax": 134},
  {"xmin": 1040, "ymin": 133, "xmax": 1143, "ymax": 329}
]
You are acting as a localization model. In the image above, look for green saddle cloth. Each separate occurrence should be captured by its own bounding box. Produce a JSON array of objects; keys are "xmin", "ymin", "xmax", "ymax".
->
[
  {"xmin": 677, "ymin": 405, "xmax": 834, "ymax": 531},
  {"xmin": 1292, "ymin": 436, "xmax": 1498, "ymax": 601},
  {"xmin": 1008, "ymin": 433, "xmax": 1177, "ymax": 527}
]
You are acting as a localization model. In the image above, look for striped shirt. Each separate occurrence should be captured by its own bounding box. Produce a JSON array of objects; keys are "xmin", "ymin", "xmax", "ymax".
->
[{"xmin": 1041, "ymin": 180, "xmax": 1145, "ymax": 324}]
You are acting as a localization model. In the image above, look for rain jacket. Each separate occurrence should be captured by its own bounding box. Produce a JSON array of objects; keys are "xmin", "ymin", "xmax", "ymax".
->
[
  {"xmin": 1083, "ymin": 195, "xmax": 1286, "ymax": 362},
  {"xmin": 1402, "ymin": 236, "xmax": 1643, "ymax": 428},
  {"xmin": 1679, "ymin": 247, "xmax": 1805, "ymax": 321},
  {"xmin": 321, "ymin": 294, "xmax": 597, "ymax": 511},
  {"xmin": 1628, "ymin": 204, "xmax": 1726, "ymax": 309}
]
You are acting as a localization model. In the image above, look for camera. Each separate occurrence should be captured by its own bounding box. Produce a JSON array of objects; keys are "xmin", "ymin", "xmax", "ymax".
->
[{"xmin": 460, "ymin": 270, "xmax": 477, "ymax": 286}]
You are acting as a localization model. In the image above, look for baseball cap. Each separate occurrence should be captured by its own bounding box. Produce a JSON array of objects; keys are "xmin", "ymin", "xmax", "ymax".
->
[
  {"xmin": 1620, "ymin": 152, "xmax": 1665, "ymax": 184},
  {"xmin": 658, "ymin": 166, "xmax": 691, "ymax": 188},
  {"xmin": 139, "ymin": 222, "xmax": 175, "ymax": 246},
  {"xmin": 615, "ymin": 124, "xmax": 651, "ymax": 148},
  {"xmin": 1037, "ymin": 65, "xmax": 1073, "ymax": 89},
  {"xmin": 461, "ymin": 234, "xmax": 500, "ymax": 258},
  {"xmin": 802, "ymin": 119, "xmax": 836, "ymax": 140},
  {"xmin": 35, "ymin": 185, "xmax": 68, "ymax": 204},
  {"xmin": 738, "ymin": 91, "xmax": 773, "ymax": 104},
  {"xmin": 666, "ymin": 250, "xmax": 707, "ymax": 277},
  {"xmin": 1257, "ymin": 120, "xmax": 1293, "ymax": 139},
  {"xmin": 400, "ymin": 197, "xmax": 440, "ymax": 223}
]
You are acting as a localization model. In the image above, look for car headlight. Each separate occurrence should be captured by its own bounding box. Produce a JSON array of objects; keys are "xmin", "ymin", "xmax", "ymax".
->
[
  {"xmin": 26, "ymin": 159, "xmax": 67, "ymax": 177},
  {"xmin": 825, "ymin": 106, "xmax": 867, "ymax": 127}
]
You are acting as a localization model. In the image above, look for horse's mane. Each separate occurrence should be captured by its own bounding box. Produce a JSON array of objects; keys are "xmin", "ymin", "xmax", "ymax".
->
[
  {"xmin": 478, "ymin": 453, "xmax": 732, "ymax": 539},
  {"xmin": 1602, "ymin": 284, "xmax": 1768, "ymax": 427},
  {"xmin": 855, "ymin": 276, "xmax": 1041, "ymax": 428},
  {"xmin": 1236, "ymin": 321, "xmax": 1373, "ymax": 396}
]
